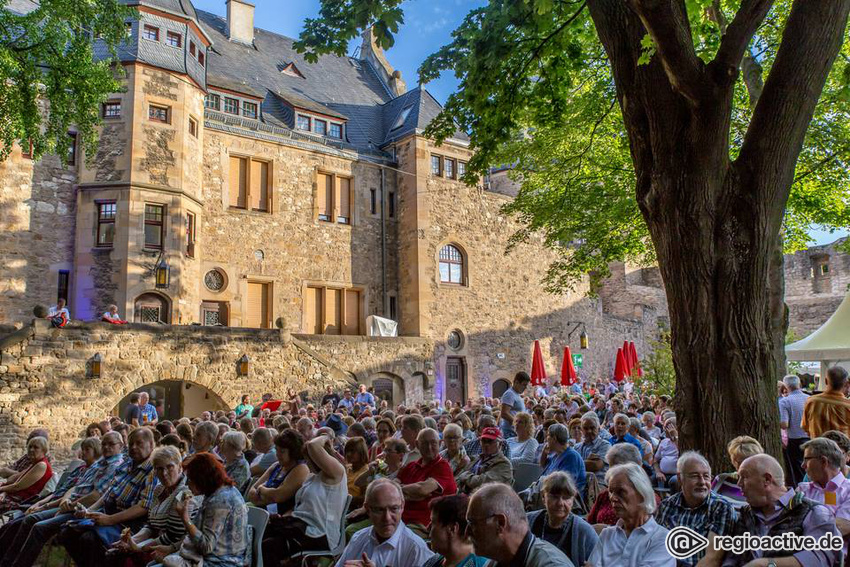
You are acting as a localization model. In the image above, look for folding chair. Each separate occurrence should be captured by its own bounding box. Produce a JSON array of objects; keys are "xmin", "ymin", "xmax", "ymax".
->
[
  {"xmin": 247, "ymin": 506, "xmax": 270, "ymax": 567},
  {"xmin": 512, "ymin": 463, "xmax": 542, "ymax": 493},
  {"xmin": 291, "ymin": 495, "xmax": 352, "ymax": 567}
]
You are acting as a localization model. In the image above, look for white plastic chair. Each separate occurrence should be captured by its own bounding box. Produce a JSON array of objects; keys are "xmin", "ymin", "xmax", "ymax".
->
[
  {"xmin": 512, "ymin": 462, "xmax": 542, "ymax": 493},
  {"xmin": 291, "ymin": 495, "xmax": 353, "ymax": 567},
  {"xmin": 247, "ymin": 507, "xmax": 269, "ymax": 567}
]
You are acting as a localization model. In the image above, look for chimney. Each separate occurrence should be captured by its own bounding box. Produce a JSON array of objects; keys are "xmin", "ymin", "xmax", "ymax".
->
[
  {"xmin": 360, "ymin": 27, "xmax": 406, "ymax": 96},
  {"xmin": 226, "ymin": 0, "xmax": 254, "ymax": 46}
]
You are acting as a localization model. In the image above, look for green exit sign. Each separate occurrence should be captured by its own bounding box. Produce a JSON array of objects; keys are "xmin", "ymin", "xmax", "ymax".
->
[{"xmin": 572, "ymin": 353, "xmax": 583, "ymax": 368}]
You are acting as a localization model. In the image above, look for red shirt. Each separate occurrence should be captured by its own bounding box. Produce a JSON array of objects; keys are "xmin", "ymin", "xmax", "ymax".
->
[{"xmin": 396, "ymin": 456, "xmax": 457, "ymax": 526}]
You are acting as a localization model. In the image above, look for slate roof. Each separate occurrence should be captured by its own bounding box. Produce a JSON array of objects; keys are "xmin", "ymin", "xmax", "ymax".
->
[
  {"xmin": 120, "ymin": 0, "xmax": 198, "ymax": 21},
  {"xmin": 5, "ymin": 0, "xmax": 38, "ymax": 15},
  {"xmin": 380, "ymin": 87, "xmax": 469, "ymax": 146}
]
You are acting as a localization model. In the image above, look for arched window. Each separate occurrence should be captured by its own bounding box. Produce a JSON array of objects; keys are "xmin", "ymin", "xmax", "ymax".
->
[
  {"xmin": 439, "ymin": 244, "xmax": 465, "ymax": 284},
  {"xmin": 134, "ymin": 292, "xmax": 170, "ymax": 324}
]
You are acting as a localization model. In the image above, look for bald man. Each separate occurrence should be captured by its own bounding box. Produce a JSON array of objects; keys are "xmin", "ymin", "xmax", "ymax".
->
[
  {"xmin": 467, "ymin": 483, "xmax": 573, "ymax": 566},
  {"xmin": 719, "ymin": 454, "xmax": 840, "ymax": 567},
  {"xmin": 396, "ymin": 428, "xmax": 457, "ymax": 529}
]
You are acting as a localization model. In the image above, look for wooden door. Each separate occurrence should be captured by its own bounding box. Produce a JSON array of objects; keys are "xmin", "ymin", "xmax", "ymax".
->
[
  {"xmin": 324, "ymin": 288, "xmax": 341, "ymax": 334},
  {"xmin": 245, "ymin": 282, "xmax": 269, "ymax": 328},
  {"xmin": 445, "ymin": 357, "xmax": 467, "ymax": 405}
]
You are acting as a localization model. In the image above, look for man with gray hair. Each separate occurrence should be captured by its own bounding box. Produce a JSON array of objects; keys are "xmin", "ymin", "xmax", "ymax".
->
[
  {"xmin": 575, "ymin": 412, "xmax": 611, "ymax": 483},
  {"xmin": 467, "ymin": 483, "xmax": 574, "ymax": 566},
  {"xmin": 655, "ymin": 451, "xmax": 736, "ymax": 567},
  {"xmin": 797, "ymin": 437, "xmax": 850, "ymax": 544},
  {"xmin": 779, "ymin": 373, "xmax": 809, "ymax": 486}
]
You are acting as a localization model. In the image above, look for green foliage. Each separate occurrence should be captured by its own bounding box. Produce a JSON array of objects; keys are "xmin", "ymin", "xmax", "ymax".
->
[
  {"xmin": 0, "ymin": 0, "xmax": 135, "ymax": 162},
  {"xmin": 297, "ymin": 0, "xmax": 850, "ymax": 289},
  {"xmin": 639, "ymin": 331, "xmax": 676, "ymax": 398}
]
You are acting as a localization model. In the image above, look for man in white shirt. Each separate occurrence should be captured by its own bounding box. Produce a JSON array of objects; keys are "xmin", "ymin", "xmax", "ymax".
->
[
  {"xmin": 336, "ymin": 478, "xmax": 434, "ymax": 567},
  {"xmin": 46, "ymin": 299, "xmax": 70, "ymax": 328}
]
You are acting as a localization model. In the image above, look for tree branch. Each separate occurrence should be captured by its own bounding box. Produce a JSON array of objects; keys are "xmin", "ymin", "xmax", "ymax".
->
[
  {"xmin": 626, "ymin": 0, "xmax": 705, "ymax": 106},
  {"xmin": 711, "ymin": 0, "xmax": 774, "ymax": 79},
  {"xmin": 737, "ymin": 0, "xmax": 850, "ymax": 216}
]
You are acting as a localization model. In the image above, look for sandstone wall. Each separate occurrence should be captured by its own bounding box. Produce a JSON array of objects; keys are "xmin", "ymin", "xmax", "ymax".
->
[
  {"xmin": 0, "ymin": 320, "xmax": 432, "ymax": 461},
  {"xmin": 784, "ymin": 238, "xmax": 850, "ymax": 336}
]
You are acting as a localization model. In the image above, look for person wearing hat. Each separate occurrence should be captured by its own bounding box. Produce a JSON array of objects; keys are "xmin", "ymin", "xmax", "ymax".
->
[
  {"xmin": 326, "ymin": 413, "xmax": 349, "ymax": 437},
  {"xmin": 456, "ymin": 427, "xmax": 513, "ymax": 493}
]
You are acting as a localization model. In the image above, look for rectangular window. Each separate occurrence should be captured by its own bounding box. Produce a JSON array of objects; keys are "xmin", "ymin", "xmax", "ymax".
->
[
  {"xmin": 144, "ymin": 204, "xmax": 165, "ymax": 249},
  {"xmin": 336, "ymin": 176, "xmax": 351, "ymax": 224},
  {"xmin": 96, "ymin": 201, "xmax": 116, "ymax": 247},
  {"xmin": 314, "ymin": 119, "xmax": 327, "ymax": 136},
  {"xmin": 297, "ymin": 115, "xmax": 311, "ymax": 131},
  {"xmin": 142, "ymin": 25, "xmax": 159, "ymax": 41},
  {"xmin": 431, "ymin": 155, "xmax": 442, "ymax": 176},
  {"xmin": 389, "ymin": 295, "xmax": 397, "ymax": 321},
  {"xmin": 329, "ymin": 123, "xmax": 342, "ymax": 139},
  {"xmin": 202, "ymin": 301, "xmax": 228, "ymax": 326},
  {"xmin": 57, "ymin": 270, "xmax": 69, "ymax": 303},
  {"xmin": 205, "ymin": 93, "xmax": 220, "ymax": 111},
  {"xmin": 458, "ymin": 161, "xmax": 467, "ymax": 177},
  {"xmin": 66, "ymin": 132, "xmax": 77, "ymax": 166},
  {"xmin": 149, "ymin": 104, "xmax": 169, "ymax": 123},
  {"xmin": 304, "ymin": 286, "xmax": 361, "ymax": 335},
  {"xmin": 245, "ymin": 281, "xmax": 270, "ymax": 328},
  {"xmin": 198, "ymin": 51, "xmax": 205, "ymax": 66},
  {"xmin": 249, "ymin": 159, "xmax": 269, "ymax": 212},
  {"xmin": 223, "ymin": 97, "xmax": 239, "ymax": 115},
  {"xmin": 317, "ymin": 172, "xmax": 333, "ymax": 222},
  {"xmin": 166, "ymin": 31, "xmax": 181, "ymax": 47},
  {"xmin": 242, "ymin": 101, "xmax": 258, "ymax": 120},
  {"xmin": 370, "ymin": 188, "xmax": 377, "ymax": 215},
  {"xmin": 445, "ymin": 158, "xmax": 455, "ymax": 179},
  {"xmin": 388, "ymin": 191, "xmax": 395, "ymax": 218},
  {"xmin": 186, "ymin": 212, "xmax": 196, "ymax": 257},
  {"xmin": 229, "ymin": 155, "xmax": 248, "ymax": 209},
  {"xmin": 189, "ymin": 41, "xmax": 196, "ymax": 56},
  {"xmin": 188, "ymin": 116, "xmax": 198, "ymax": 137},
  {"xmin": 102, "ymin": 101, "xmax": 121, "ymax": 118}
]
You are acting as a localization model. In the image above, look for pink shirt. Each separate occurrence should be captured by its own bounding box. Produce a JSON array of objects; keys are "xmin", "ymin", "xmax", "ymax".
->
[{"xmin": 799, "ymin": 472, "xmax": 850, "ymax": 520}]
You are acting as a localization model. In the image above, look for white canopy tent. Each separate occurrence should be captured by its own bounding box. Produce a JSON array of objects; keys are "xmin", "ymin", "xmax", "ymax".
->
[{"xmin": 786, "ymin": 291, "xmax": 850, "ymax": 389}]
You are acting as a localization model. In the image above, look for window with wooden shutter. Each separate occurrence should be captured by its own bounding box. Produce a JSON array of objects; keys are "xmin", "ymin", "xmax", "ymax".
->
[
  {"xmin": 317, "ymin": 172, "xmax": 333, "ymax": 222},
  {"xmin": 229, "ymin": 156, "xmax": 247, "ymax": 209},
  {"xmin": 324, "ymin": 288, "xmax": 341, "ymax": 334},
  {"xmin": 336, "ymin": 177, "xmax": 351, "ymax": 224},
  {"xmin": 245, "ymin": 281, "xmax": 269, "ymax": 328},
  {"xmin": 250, "ymin": 160, "xmax": 269, "ymax": 212},
  {"xmin": 305, "ymin": 286, "xmax": 323, "ymax": 334},
  {"xmin": 343, "ymin": 289, "xmax": 360, "ymax": 335}
]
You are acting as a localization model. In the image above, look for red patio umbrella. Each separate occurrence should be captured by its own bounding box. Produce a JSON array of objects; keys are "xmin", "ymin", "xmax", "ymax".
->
[
  {"xmin": 629, "ymin": 341, "xmax": 642, "ymax": 377},
  {"xmin": 622, "ymin": 340, "xmax": 633, "ymax": 375},
  {"xmin": 531, "ymin": 340, "xmax": 547, "ymax": 386},
  {"xmin": 613, "ymin": 348, "xmax": 628, "ymax": 382},
  {"xmin": 259, "ymin": 400, "xmax": 283, "ymax": 412},
  {"xmin": 560, "ymin": 346, "xmax": 577, "ymax": 386}
]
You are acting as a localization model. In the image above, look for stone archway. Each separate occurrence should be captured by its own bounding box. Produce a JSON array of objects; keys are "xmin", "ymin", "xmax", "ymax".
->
[
  {"xmin": 114, "ymin": 380, "xmax": 230, "ymax": 421},
  {"xmin": 134, "ymin": 292, "xmax": 171, "ymax": 324},
  {"xmin": 367, "ymin": 372, "xmax": 405, "ymax": 407}
]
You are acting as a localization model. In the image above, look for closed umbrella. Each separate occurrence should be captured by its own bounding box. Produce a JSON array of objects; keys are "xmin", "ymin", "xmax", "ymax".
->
[
  {"xmin": 531, "ymin": 340, "xmax": 547, "ymax": 386},
  {"xmin": 629, "ymin": 341, "xmax": 642, "ymax": 377},
  {"xmin": 614, "ymin": 348, "xmax": 628, "ymax": 382},
  {"xmin": 622, "ymin": 340, "xmax": 633, "ymax": 375},
  {"xmin": 561, "ymin": 346, "xmax": 577, "ymax": 386}
]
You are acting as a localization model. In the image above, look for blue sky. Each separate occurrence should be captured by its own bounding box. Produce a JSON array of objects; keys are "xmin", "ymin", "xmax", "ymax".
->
[{"xmin": 192, "ymin": 0, "xmax": 847, "ymax": 246}]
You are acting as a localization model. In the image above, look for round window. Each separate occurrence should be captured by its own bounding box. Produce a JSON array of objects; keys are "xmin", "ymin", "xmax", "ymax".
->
[
  {"xmin": 447, "ymin": 330, "xmax": 464, "ymax": 351},
  {"xmin": 204, "ymin": 269, "xmax": 226, "ymax": 292}
]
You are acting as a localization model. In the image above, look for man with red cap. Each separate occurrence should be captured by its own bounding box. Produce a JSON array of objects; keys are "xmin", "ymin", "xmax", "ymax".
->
[{"xmin": 456, "ymin": 427, "xmax": 514, "ymax": 493}]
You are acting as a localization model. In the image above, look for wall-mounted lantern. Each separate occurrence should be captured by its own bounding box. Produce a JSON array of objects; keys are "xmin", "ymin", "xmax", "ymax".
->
[
  {"xmin": 238, "ymin": 354, "xmax": 250, "ymax": 376},
  {"xmin": 91, "ymin": 353, "xmax": 102, "ymax": 378},
  {"xmin": 580, "ymin": 329, "xmax": 589, "ymax": 350},
  {"xmin": 154, "ymin": 255, "xmax": 170, "ymax": 289},
  {"xmin": 567, "ymin": 322, "xmax": 589, "ymax": 350}
]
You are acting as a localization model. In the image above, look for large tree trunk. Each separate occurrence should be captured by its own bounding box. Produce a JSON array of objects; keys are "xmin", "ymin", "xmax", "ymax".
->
[{"xmin": 587, "ymin": 0, "xmax": 850, "ymax": 471}]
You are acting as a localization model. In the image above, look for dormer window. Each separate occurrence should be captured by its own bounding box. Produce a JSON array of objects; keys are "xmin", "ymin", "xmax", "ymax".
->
[
  {"xmin": 143, "ymin": 25, "xmax": 159, "ymax": 41},
  {"xmin": 166, "ymin": 31, "xmax": 181, "ymax": 48},
  {"xmin": 224, "ymin": 97, "xmax": 239, "ymax": 115},
  {"xmin": 242, "ymin": 101, "xmax": 258, "ymax": 120},
  {"xmin": 205, "ymin": 93, "xmax": 220, "ymax": 111},
  {"xmin": 297, "ymin": 115, "xmax": 311, "ymax": 131},
  {"xmin": 330, "ymin": 123, "xmax": 342, "ymax": 139},
  {"xmin": 281, "ymin": 62, "xmax": 305, "ymax": 79},
  {"xmin": 198, "ymin": 51, "xmax": 205, "ymax": 67},
  {"xmin": 392, "ymin": 105, "xmax": 413, "ymax": 130},
  {"xmin": 190, "ymin": 41, "xmax": 196, "ymax": 56},
  {"xmin": 314, "ymin": 119, "xmax": 327, "ymax": 136}
]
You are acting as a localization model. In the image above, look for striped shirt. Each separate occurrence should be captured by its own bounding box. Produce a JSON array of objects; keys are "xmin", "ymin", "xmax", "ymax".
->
[
  {"xmin": 71, "ymin": 454, "xmax": 124, "ymax": 499},
  {"xmin": 779, "ymin": 389, "xmax": 810, "ymax": 439},
  {"xmin": 656, "ymin": 491, "xmax": 737, "ymax": 567},
  {"xmin": 103, "ymin": 457, "xmax": 158, "ymax": 511},
  {"xmin": 576, "ymin": 436, "xmax": 612, "ymax": 482}
]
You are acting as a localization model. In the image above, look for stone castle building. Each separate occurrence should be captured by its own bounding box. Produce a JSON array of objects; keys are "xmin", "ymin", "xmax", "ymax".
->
[{"xmin": 0, "ymin": 0, "xmax": 844, "ymax": 458}]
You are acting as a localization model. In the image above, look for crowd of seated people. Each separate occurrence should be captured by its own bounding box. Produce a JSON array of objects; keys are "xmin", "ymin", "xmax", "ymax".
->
[{"xmin": 1, "ymin": 368, "xmax": 850, "ymax": 566}]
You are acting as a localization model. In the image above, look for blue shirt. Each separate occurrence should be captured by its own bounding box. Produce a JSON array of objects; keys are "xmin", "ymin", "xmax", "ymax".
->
[
  {"xmin": 338, "ymin": 397, "xmax": 355, "ymax": 411},
  {"xmin": 499, "ymin": 388, "xmax": 525, "ymax": 436},
  {"xmin": 355, "ymin": 392, "xmax": 375, "ymax": 407},
  {"xmin": 779, "ymin": 389, "xmax": 810, "ymax": 439},
  {"xmin": 543, "ymin": 447, "xmax": 587, "ymax": 492},
  {"xmin": 612, "ymin": 433, "xmax": 644, "ymax": 456},
  {"xmin": 140, "ymin": 403, "xmax": 158, "ymax": 423}
]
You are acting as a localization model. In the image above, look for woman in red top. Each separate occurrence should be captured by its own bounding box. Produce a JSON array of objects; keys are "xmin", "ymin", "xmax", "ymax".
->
[{"xmin": 0, "ymin": 436, "xmax": 52, "ymax": 512}]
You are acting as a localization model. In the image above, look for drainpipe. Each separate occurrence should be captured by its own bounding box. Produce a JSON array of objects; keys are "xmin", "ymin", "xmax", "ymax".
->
[{"xmin": 380, "ymin": 165, "xmax": 388, "ymax": 316}]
